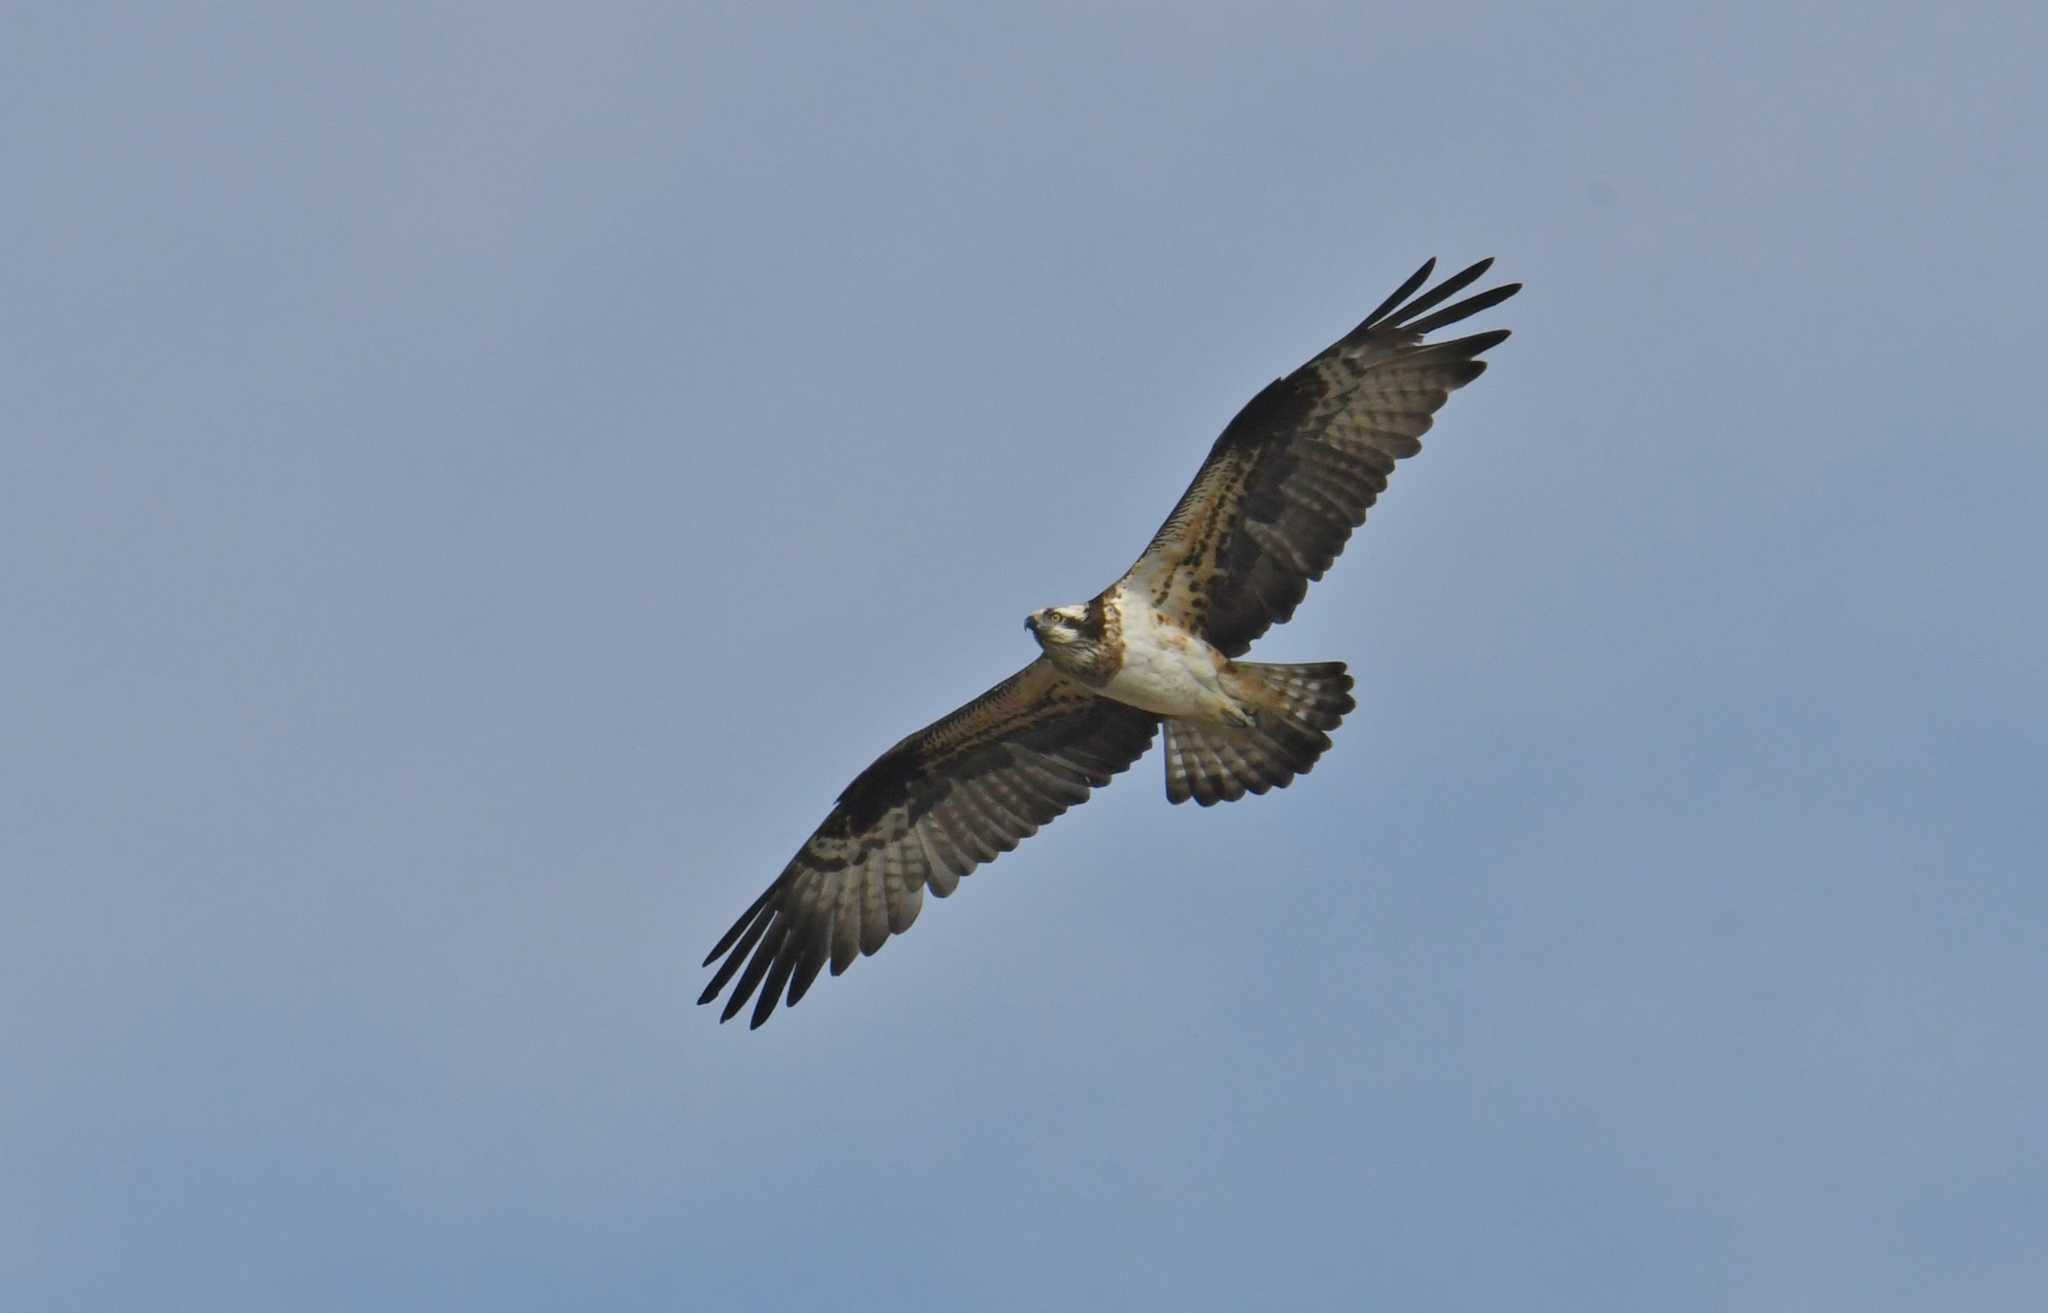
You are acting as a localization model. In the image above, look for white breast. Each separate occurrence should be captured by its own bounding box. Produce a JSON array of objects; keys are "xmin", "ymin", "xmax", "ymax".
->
[{"xmin": 1100, "ymin": 588, "xmax": 1241, "ymax": 721}]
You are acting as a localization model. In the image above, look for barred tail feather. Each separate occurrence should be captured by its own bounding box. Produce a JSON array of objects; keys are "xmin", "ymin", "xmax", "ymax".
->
[{"xmin": 1163, "ymin": 661, "xmax": 1356, "ymax": 806}]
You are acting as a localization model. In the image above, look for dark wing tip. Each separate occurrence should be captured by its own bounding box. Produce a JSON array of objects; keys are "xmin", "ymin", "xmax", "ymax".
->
[
  {"xmin": 1357, "ymin": 257, "xmax": 1437, "ymax": 331},
  {"xmin": 1380, "ymin": 257, "xmax": 1496, "ymax": 330},
  {"xmin": 702, "ymin": 887, "xmax": 773, "ymax": 967},
  {"xmin": 1455, "ymin": 327, "xmax": 1514, "ymax": 357},
  {"xmin": 1401, "ymin": 280, "xmax": 1521, "ymax": 337},
  {"xmin": 1354, "ymin": 258, "xmax": 1520, "ymax": 343}
]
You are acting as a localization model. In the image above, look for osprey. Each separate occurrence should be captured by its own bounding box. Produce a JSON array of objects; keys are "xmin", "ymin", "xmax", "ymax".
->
[{"xmin": 702, "ymin": 258, "xmax": 1519, "ymax": 1027}]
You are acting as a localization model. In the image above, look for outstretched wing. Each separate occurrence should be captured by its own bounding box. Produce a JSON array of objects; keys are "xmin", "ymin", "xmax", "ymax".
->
[
  {"xmin": 1124, "ymin": 258, "xmax": 1520, "ymax": 656},
  {"xmin": 700, "ymin": 658, "xmax": 1159, "ymax": 1027}
]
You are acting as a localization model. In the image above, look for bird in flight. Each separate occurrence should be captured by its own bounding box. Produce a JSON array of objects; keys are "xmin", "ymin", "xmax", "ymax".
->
[{"xmin": 702, "ymin": 258, "xmax": 1519, "ymax": 1027}]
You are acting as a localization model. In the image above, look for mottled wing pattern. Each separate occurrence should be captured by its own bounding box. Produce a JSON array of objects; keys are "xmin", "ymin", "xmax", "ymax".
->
[
  {"xmin": 699, "ymin": 658, "xmax": 1159, "ymax": 1027},
  {"xmin": 1124, "ymin": 258, "xmax": 1520, "ymax": 656}
]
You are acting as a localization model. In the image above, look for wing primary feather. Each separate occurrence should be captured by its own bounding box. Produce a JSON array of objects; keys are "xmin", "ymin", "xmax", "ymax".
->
[
  {"xmin": 786, "ymin": 926, "xmax": 830, "ymax": 1006},
  {"xmin": 829, "ymin": 872, "xmax": 862, "ymax": 974},
  {"xmin": 783, "ymin": 875, "xmax": 838, "ymax": 1003},
  {"xmin": 1400, "ymin": 282, "xmax": 1522, "ymax": 337},
  {"xmin": 1418, "ymin": 327, "xmax": 1512, "ymax": 360},
  {"xmin": 698, "ymin": 903, "xmax": 773, "ymax": 1004},
  {"xmin": 1359, "ymin": 257, "xmax": 1436, "ymax": 330},
  {"xmin": 1380, "ymin": 257, "xmax": 1495, "ymax": 329},
  {"xmin": 719, "ymin": 917, "xmax": 788, "ymax": 1023},
  {"xmin": 751, "ymin": 919, "xmax": 810, "ymax": 1028},
  {"xmin": 702, "ymin": 887, "xmax": 773, "ymax": 967}
]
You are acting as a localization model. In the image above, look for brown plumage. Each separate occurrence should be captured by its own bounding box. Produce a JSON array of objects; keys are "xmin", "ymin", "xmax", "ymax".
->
[{"xmin": 701, "ymin": 258, "xmax": 1518, "ymax": 1026}]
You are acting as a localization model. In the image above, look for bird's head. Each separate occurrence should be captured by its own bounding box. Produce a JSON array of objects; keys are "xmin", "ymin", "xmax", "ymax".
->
[
  {"xmin": 1025, "ymin": 600, "xmax": 1117, "ymax": 681},
  {"xmin": 1025, "ymin": 603, "xmax": 1091, "ymax": 650}
]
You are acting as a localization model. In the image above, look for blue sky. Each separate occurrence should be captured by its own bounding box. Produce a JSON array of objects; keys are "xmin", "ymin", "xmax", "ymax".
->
[{"xmin": 6, "ymin": 3, "xmax": 2044, "ymax": 1309}]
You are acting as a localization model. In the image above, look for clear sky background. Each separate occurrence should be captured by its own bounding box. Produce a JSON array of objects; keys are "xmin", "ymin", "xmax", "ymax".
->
[{"xmin": 6, "ymin": 3, "xmax": 2044, "ymax": 1309}]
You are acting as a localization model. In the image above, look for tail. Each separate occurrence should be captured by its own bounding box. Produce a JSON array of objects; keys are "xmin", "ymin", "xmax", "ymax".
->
[{"xmin": 1164, "ymin": 661, "xmax": 1356, "ymax": 806}]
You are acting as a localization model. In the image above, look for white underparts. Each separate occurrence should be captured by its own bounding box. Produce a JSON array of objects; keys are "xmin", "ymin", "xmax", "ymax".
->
[{"xmin": 1098, "ymin": 587, "xmax": 1248, "ymax": 723}]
